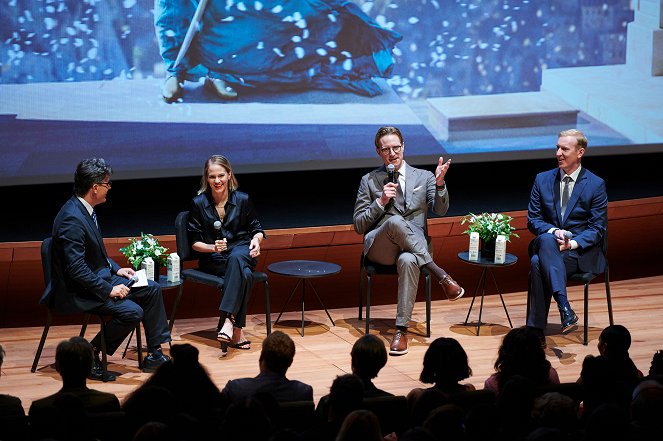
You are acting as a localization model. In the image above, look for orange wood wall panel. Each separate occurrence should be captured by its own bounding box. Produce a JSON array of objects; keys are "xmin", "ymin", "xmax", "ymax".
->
[{"xmin": 1, "ymin": 198, "xmax": 662, "ymax": 328}]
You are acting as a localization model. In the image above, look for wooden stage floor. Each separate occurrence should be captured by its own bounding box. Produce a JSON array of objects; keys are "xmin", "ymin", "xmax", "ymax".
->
[{"xmin": 1, "ymin": 275, "xmax": 662, "ymax": 413}]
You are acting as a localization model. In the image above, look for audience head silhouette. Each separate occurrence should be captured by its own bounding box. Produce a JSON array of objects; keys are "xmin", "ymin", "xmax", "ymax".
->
[
  {"xmin": 336, "ymin": 409, "xmax": 383, "ymax": 441},
  {"xmin": 328, "ymin": 374, "xmax": 364, "ymax": 423},
  {"xmin": 649, "ymin": 350, "xmax": 663, "ymax": 376},
  {"xmin": 420, "ymin": 337, "xmax": 472, "ymax": 387},
  {"xmin": 259, "ymin": 331, "xmax": 296, "ymax": 375},
  {"xmin": 55, "ymin": 336, "xmax": 94, "ymax": 386},
  {"xmin": 351, "ymin": 334, "xmax": 387, "ymax": 380},
  {"xmin": 598, "ymin": 324, "xmax": 631, "ymax": 357},
  {"xmin": 494, "ymin": 326, "xmax": 551, "ymax": 390}
]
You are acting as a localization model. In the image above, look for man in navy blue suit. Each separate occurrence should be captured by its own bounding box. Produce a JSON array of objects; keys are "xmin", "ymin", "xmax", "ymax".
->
[
  {"xmin": 526, "ymin": 129, "xmax": 608, "ymax": 345},
  {"xmin": 43, "ymin": 158, "xmax": 171, "ymax": 380},
  {"xmin": 221, "ymin": 331, "xmax": 313, "ymax": 403}
]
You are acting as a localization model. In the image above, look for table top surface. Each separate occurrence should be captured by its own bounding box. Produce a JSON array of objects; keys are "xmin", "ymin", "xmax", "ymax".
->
[
  {"xmin": 154, "ymin": 274, "xmax": 184, "ymax": 288},
  {"xmin": 457, "ymin": 251, "xmax": 518, "ymax": 267},
  {"xmin": 268, "ymin": 260, "xmax": 342, "ymax": 277}
]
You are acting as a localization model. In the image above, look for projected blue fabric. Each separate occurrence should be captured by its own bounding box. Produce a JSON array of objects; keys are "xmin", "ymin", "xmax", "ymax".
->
[{"xmin": 154, "ymin": 0, "xmax": 402, "ymax": 96}]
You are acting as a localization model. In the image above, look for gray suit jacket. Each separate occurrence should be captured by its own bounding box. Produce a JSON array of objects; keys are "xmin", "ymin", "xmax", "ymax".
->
[{"xmin": 353, "ymin": 163, "xmax": 449, "ymax": 252}]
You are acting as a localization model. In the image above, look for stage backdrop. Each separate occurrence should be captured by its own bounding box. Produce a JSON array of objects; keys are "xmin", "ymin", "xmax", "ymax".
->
[{"xmin": 2, "ymin": 0, "xmax": 661, "ymax": 187}]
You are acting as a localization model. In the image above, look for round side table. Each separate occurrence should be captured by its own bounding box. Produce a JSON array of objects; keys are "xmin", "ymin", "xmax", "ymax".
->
[
  {"xmin": 268, "ymin": 260, "xmax": 341, "ymax": 336},
  {"xmin": 457, "ymin": 251, "xmax": 517, "ymax": 335}
]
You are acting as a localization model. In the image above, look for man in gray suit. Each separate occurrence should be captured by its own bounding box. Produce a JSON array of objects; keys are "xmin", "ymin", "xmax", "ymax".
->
[{"xmin": 353, "ymin": 126, "xmax": 464, "ymax": 355}]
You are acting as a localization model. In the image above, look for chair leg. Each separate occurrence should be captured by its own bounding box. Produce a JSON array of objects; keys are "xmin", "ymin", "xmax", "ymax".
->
[
  {"xmin": 80, "ymin": 314, "xmax": 90, "ymax": 337},
  {"xmin": 605, "ymin": 267, "xmax": 614, "ymax": 325},
  {"xmin": 264, "ymin": 280, "xmax": 271, "ymax": 335},
  {"xmin": 121, "ymin": 329, "xmax": 135, "ymax": 360},
  {"xmin": 525, "ymin": 272, "xmax": 531, "ymax": 323},
  {"xmin": 136, "ymin": 325, "xmax": 143, "ymax": 370},
  {"xmin": 358, "ymin": 269, "xmax": 364, "ymax": 321},
  {"xmin": 168, "ymin": 284, "xmax": 185, "ymax": 332},
  {"xmin": 31, "ymin": 310, "xmax": 53, "ymax": 373},
  {"xmin": 97, "ymin": 316, "xmax": 111, "ymax": 382},
  {"xmin": 583, "ymin": 282, "xmax": 589, "ymax": 345},
  {"xmin": 365, "ymin": 274, "xmax": 372, "ymax": 335},
  {"xmin": 425, "ymin": 274, "xmax": 431, "ymax": 338}
]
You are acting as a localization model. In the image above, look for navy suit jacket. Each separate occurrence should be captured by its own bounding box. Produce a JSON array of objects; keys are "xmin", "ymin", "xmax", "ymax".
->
[
  {"xmin": 41, "ymin": 196, "xmax": 121, "ymax": 313},
  {"xmin": 221, "ymin": 371, "xmax": 313, "ymax": 403},
  {"xmin": 527, "ymin": 167, "xmax": 608, "ymax": 274}
]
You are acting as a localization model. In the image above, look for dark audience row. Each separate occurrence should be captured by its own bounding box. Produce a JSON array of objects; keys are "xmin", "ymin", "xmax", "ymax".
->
[{"xmin": 2, "ymin": 325, "xmax": 663, "ymax": 441}]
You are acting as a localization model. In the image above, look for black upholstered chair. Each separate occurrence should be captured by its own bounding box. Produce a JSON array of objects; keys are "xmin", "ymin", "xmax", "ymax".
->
[
  {"xmin": 171, "ymin": 211, "xmax": 271, "ymax": 334},
  {"xmin": 358, "ymin": 238, "xmax": 433, "ymax": 337},
  {"xmin": 32, "ymin": 237, "xmax": 142, "ymax": 381},
  {"xmin": 527, "ymin": 232, "xmax": 613, "ymax": 345}
]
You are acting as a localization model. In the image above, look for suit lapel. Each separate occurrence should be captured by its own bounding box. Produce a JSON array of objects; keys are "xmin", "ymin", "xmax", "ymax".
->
[
  {"xmin": 74, "ymin": 198, "xmax": 110, "ymax": 263},
  {"xmin": 404, "ymin": 164, "xmax": 418, "ymax": 213},
  {"xmin": 562, "ymin": 168, "xmax": 587, "ymax": 224}
]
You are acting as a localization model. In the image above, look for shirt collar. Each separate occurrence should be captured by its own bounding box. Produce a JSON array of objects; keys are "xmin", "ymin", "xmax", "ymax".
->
[
  {"xmin": 560, "ymin": 164, "xmax": 582, "ymax": 182},
  {"xmin": 396, "ymin": 161, "xmax": 408, "ymax": 179},
  {"xmin": 77, "ymin": 196, "xmax": 94, "ymax": 216}
]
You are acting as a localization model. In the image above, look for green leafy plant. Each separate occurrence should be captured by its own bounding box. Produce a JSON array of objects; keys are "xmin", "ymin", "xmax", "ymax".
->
[
  {"xmin": 119, "ymin": 233, "xmax": 169, "ymax": 269},
  {"xmin": 461, "ymin": 212, "xmax": 519, "ymax": 242}
]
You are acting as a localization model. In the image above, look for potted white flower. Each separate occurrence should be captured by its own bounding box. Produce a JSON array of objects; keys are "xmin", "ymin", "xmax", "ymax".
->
[
  {"xmin": 461, "ymin": 212, "xmax": 519, "ymax": 258},
  {"xmin": 119, "ymin": 233, "xmax": 169, "ymax": 270}
]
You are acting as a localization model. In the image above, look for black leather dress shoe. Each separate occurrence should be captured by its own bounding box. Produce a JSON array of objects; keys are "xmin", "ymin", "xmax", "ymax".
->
[
  {"xmin": 89, "ymin": 359, "xmax": 116, "ymax": 382},
  {"xmin": 559, "ymin": 305, "xmax": 578, "ymax": 333},
  {"xmin": 142, "ymin": 350, "xmax": 171, "ymax": 373}
]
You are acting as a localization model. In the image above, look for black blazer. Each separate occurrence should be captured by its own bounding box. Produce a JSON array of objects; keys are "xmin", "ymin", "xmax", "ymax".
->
[
  {"xmin": 187, "ymin": 190, "xmax": 264, "ymax": 263},
  {"xmin": 41, "ymin": 196, "xmax": 121, "ymax": 313}
]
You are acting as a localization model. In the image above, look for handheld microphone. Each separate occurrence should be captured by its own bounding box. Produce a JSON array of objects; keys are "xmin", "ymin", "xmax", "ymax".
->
[
  {"xmin": 563, "ymin": 231, "xmax": 573, "ymax": 241},
  {"xmin": 126, "ymin": 274, "xmax": 139, "ymax": 288},
  {"xmin": 386, "ymin": 164, "xmax": 396, "ymax": 184},
  {"xmin": 213, "ymin": 220, "xmax": 224, "ymax": 240},
  {"xmin": 113, "ymin": 274, "xmax": 139, "ymax": 301}
]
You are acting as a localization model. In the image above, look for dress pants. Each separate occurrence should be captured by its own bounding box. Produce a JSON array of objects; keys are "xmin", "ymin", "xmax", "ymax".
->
[
  {"xmin": 365, "ymin": 216, "xmax": 432, "ymax": 328},
  {"xmin": 89, "ymin": 277, "xmax": 171, "ymax": 355},
  {"xmin": 527, "ymin": 234, "xmax": 579, "ymax": 329},
  {"xmin": 200, "ymin": 244, "xmax": 256, "ymax": 328}
]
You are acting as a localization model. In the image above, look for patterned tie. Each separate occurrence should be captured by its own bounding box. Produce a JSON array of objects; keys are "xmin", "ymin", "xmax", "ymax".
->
[
  {"xmin": 394, "ymin": 171, "xmax": 405, "ymax": 212},
  {"xmin": 560, "ymin": 176, "xmax": 572, "ymax": 218},
  {"xmin": 91, "ymin": 210, "xmax": 100, "ymax": 230}
]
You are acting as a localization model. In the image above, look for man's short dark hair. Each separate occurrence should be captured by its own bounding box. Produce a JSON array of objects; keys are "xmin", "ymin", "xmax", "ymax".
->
[
  {"xmin": 73, "ymin": 158, "xmax": 112, "ymax": 197},
  {"xmin": 374, "ymin": 126, "xmax": 403, "ymax": 149},
  {"xmin": 599, "ymin": 324, "xmax": 632, "ymax": 356},
  {"xmin": 351, "ymin": 334, "xmax": 387, "ymax": 379},
  {"xmin": 259, "ymin": 331, "xmax": 295, "ymax": 375},
  {"xmin": 55, "ymin": 336, "xmax": 94, "ymax": 383}
]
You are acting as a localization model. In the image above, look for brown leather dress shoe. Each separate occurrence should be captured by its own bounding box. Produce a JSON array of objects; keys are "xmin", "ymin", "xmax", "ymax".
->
[
  {"xmin": 389, "ymin": 330, "xmax": 408, "ymax": 356},
  {"xmin": 440, "ymin": 275, "xmax": 465, "ymax": 300}
]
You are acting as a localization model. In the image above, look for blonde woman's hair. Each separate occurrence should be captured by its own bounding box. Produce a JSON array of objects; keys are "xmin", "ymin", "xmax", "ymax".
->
[{"xmin": 198, "ymin": 155, "xmax": 239, "ymax": 195}]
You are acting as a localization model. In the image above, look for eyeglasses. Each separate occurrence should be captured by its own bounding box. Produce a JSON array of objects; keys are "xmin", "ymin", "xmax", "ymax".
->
[
  {"xmin": 97, "ymin": 181, "xmax": 112, "ymax": 189},
  {"xmin": 379, "ymin": 145, "xmax": 403, "ymax": 155}
]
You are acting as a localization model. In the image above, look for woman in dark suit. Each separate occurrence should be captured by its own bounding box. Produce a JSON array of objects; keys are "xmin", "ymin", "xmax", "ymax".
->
[{"xmin": 187, "ymin": 155, "xmax": 265, "ymax": 350}]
